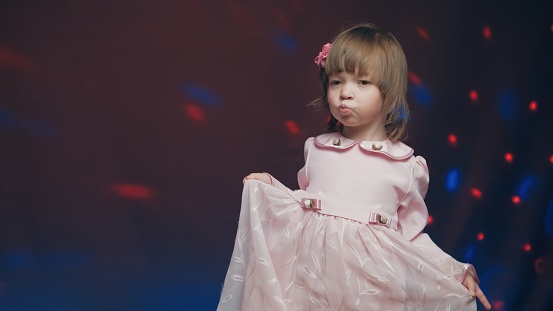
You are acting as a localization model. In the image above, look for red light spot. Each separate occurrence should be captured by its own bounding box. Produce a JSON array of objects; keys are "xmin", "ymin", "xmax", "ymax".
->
[
  {"xmin": 470, "ymin": 188, "xmax": 482, "ymax": 199},
  {"xmin": 408, "ymin": 72, "xmax": 422, "ymax": 85},
  {"xmin": 271, "ymin": 7, "xmax": 291, "ymax": 30},
  {"xmin": 469, "ymin": 90, "xmax": 478, "ymax": 102},
  {"xmin": 427, "ymin": 215, "xmax": 434, "ymax": 225},
  {"xmin": 504, "ymin": 152, "xmax": 513, "ymax": 163},
  {"xmin": 534, "ymin": 257, "xmax": 546, "ymax": 275},
  {"xmin": 492, "ymin": 300, "xmax": 505, "ymax": 311},
  {"xmin": 225, "ymin": 0, "xmax": 257, "ymax": 30},
  {"xmin": 0, "ymin": 46, "xmax": 32, "ymax": 69},
  {"xmin": 448, "ymin": 134, "xmax": 457, "ymax": 145},
  {"xmin": 416, "ymin": 26, "xmax": 430, "ymax": 41},
  {"xmin": 184, "ymin": 103, "xmax": 205, "ymax": 122},
  {"xmin": 524, "ymin": 243, "xmax": 532, "ymax": 252},
  {"xmin": 114, "ymin": 184, "xmax": 153, "ymax": 200},
  {"xmin": 550, "ymin": 155, "xmax": 553, "ymax": 164},
  {"xmin": 529, "ymin": 101, "xmax": 538, "ymax": 112},
  {"xmin": 483, "ymin": 26, "xmax": 492, "ymax": 40},
  {"xmin": 512, "ymin": 195, "xmax": 521, "ymax": 204},
  {"xmin": 477, "ymin": 232, "xmax": 484, "ymax": 241},
  {"xmin": 285, "ymin": 120, "xmax": 299, "ymax": 135}
]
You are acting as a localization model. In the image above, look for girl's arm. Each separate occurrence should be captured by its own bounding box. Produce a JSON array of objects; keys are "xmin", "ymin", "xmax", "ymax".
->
[
  {"xmin": 398, "ymin": 156, "xmax": 475, "ymax": 281},
  {"xmin": 399, "ymin": 156, "xmax": 490, "ymax": 309}
]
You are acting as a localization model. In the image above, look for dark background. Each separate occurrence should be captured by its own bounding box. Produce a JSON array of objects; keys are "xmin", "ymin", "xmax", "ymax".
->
[{"xmin": 1, "ymin": 0, "xmax": 552, "ymax": 310}]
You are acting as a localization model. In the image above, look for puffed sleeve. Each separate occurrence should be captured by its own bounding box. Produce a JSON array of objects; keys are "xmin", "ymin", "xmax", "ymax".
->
[
  {"xmin": 297, "ymin": 137, "xmax": 314, "ymax": 190},
  {"xmin": 398, "ymin": 156, "xmax": 479, "ymax": 284}
]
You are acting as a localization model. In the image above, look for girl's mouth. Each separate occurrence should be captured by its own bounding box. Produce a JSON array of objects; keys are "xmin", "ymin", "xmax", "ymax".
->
[{"xmin": 339, "ymin": 107, "xmax": 351, "ymax": 114}]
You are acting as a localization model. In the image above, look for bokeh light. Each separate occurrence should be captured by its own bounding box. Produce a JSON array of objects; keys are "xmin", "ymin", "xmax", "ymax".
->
[
  {"xmin": 477, "ymin": 232, "xmax": 485, "ymax": 241},
  {"xmin": 181, "ymin": 83, "xmax": 223, "ymax": 106},
  {"xmin": 529, "ymin": 101, "xmax": 538, "ymax": 112},
  {"xmin": 408, "ymin": 72, "xmax": 422, "ymax": 85},
  {"xmin": 492, "ymin": 300, "xmax": 505, "ymax": 311},
  {"xmin": 448, "ymin": 134, "xmax": 457, "ymax": 145},
  {"xmin": 469, "ymin": 90, "xmax": 478, "ymax": 102},
  {"xmin": 497, "ymin": 89, "xmax": 518, "ymax": 120},
  {"xmin": 446, "ymin": 168, "xmax": 460, "ymax": 191},
  {"xmin": 113, "ymin": 184, "xmax": 154, "ymax": 200},
  {"xmin": 471, "ymin": 188, "xmax": 482, "ymax": 199},
  {"xmin": 483, "ymin": 25, "xmax": 492, "ymax": 40},
  {"xmin": 416, "ymin": 26, "xmax": 430, "ymax": 41},
  {"xmin": 411, "ymin": 84, "xmax": 432, "ymax": 105},
  {"xmin": 516, "ymin": 174, "xmax": 538, "ymax": 201},
  {"xmin": 284, "ymin": 120, "xmax": 299, "ymax": 135},
  {"xmin": 184, "ymin": 103, "xmax": 205, "ymax": 122}
]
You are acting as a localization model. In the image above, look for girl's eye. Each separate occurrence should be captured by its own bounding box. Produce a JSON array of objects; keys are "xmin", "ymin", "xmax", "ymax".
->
[
  {"xmin": 359, "ymin": 80, "xmax": 371, "ymax": 85},
  {"xmin": 329, "ymin": 80, "xmax": 341, "ymax": 86}
]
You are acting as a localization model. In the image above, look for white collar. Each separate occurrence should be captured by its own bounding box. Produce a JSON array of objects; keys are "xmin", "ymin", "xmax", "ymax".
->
[{"xmin": 313, "ymin": 132, "xmax": 414, "ymax": 160}]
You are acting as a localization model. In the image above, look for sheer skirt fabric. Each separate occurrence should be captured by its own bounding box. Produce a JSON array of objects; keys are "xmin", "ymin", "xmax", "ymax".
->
[{"xmin": 217, "ymin": 181, "xmax": 475, "ymax": 311}]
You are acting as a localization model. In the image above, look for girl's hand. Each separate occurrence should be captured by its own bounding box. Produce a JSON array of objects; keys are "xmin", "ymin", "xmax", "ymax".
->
[
  {"xmin": 243, "ymin": 173, "xmax": 273, "ymax": 185},
  {"xmin": 462, "ymin": 273, "xmax": 491, "ymax": 310}
]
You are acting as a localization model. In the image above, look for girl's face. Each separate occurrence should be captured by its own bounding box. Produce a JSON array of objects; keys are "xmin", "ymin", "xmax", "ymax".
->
[{"xmin": 327, "ymin": 71, "xmax": 387, "ymax": 141}]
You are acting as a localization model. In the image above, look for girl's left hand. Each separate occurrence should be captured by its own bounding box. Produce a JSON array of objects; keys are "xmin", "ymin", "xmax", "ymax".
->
[
  {"xmin": 462, "ymin": 273, "xmax": 491, "ymax": 310},
  {"xmin": 243, "ymin": 172, "xmax": 273, "ymax": 185}
]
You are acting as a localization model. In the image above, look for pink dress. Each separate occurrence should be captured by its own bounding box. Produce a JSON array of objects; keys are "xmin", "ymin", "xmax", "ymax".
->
[{"xmin": 217, "ymin": 132, "xmax": 478, "ymax": 311}]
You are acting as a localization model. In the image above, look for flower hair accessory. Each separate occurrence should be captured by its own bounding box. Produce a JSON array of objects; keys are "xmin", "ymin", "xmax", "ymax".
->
[{"xmin": 314, "ymin": 43, "xmax": 332, "ymax": 69}]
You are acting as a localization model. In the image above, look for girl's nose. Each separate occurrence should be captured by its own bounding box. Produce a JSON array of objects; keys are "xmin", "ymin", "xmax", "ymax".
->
[{"xmin": 340, "ymin": 85, "xmax": 354, "ymax": 100}]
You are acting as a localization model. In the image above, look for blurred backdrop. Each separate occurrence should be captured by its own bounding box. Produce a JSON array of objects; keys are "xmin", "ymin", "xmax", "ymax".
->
[{"xmin": 1, "ymin": 0, "xmax": 552, "ymax": 310}]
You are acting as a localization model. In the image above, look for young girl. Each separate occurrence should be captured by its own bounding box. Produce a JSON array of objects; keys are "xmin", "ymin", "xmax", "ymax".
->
[{"xmin": 217, "ymin": 23, "xmax": 491, "ymax": 311}]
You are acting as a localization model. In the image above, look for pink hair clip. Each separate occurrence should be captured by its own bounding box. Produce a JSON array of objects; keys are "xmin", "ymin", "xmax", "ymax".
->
[{"xmin": 314, "ymin": 43, "xmax": 332, "ymax": 69}]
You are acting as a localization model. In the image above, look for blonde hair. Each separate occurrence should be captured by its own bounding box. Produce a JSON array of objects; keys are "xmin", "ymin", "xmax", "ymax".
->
[{"xmin": 312, "ymin": 23, "xmax": 409, "ymax": 141}]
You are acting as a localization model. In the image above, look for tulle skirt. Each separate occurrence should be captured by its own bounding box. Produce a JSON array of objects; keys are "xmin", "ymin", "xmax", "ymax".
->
[{"xmin": 217, "ymin": 180, "xmax": 475, "ymax": 311}]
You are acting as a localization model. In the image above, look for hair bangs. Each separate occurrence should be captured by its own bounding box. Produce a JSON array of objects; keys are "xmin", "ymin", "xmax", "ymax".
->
[{"xmin": 325, "ymin": 33, "xmax": 387, "ymax": 88}]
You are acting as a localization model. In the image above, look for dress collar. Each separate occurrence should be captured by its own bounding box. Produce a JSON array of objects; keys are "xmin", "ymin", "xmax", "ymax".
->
[{"xmin": 313, "ymin": 132, "xmax": 414, "ymax": 160}]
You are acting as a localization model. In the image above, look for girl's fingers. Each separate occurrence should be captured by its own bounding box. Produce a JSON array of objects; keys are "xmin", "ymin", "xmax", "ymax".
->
[
  {"xmin": 475, "ymin": 287, "xmax": 492, "ymax": 310},
  {"xmin": 462, "ymin": 276, "xmax": 476, "ymax": 296},
  {"xmin": 243, "ymin": 173, "xmax": 271, "ymax": 185}
]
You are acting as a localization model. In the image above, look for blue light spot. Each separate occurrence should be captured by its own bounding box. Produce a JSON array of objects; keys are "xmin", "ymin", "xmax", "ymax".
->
[
  {"xmin": 0, "ymin": 107, "xmax": 17, "ymax": 129},
  {"xmin": 273, "ymin": 32, "xmax": 297, "ymax": 52},
  {"xmin": 411, "ymin": 84, "xmax": 432, "ymax": 105},
  {"xmin": 42, "ymin": 251, "xmax": 92, "ymax": 269},
  {"xmin": 496, "ymin": 89, "xmax": 517, "ymax": 120},
  {"xmin": 0, "ymin": 107, "xmax": 58, "ymax": 138},
  {"xmin": 0, "ymin": 250, "xmax": 35, "ymax": 270},
  {"xmin": 445, "ymin": 168, "xmax": 460, "ymax": 191},
  {"xmin": 478, "ymin": 265, "xmax": 504, "ymax": 297},
  {"xmin": 21, "ymin": 118, "xmax": 57, "ymax": 138},
  {"xmin": 395, "ymin": 104, "xmax": 410, "ymax": 122},
  {"xmin": 464, "ymin": 244, "xmax": 476, "ymax": 262},
  {"xmin": 180, "ymin": 84, "xmax": 223, "ymax": 106},
  {"xmin": 516, "ymin": 174, "xmax": 538, "ymax": 201},
  {"xmin": 545, "ymin": 198, "xmax": 553, "ymax": 237}
]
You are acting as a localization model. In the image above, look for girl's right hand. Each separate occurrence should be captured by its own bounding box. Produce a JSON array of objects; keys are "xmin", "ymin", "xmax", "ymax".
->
[
  {"xmin": 462, "ymin": 273, "xmax": 491, "ymax": 310},
  {"xmin": 243, "ymin": 173, "xmax": 273, "ymax": 185}
]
